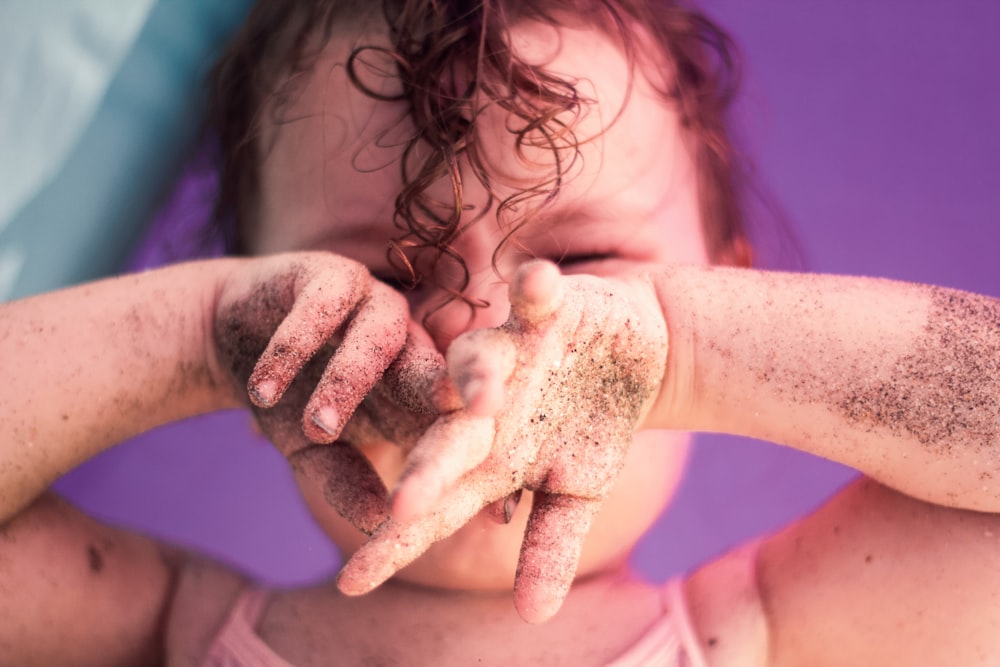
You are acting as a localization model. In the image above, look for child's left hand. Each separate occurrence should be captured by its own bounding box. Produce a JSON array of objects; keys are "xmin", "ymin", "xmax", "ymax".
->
[{"xmin": 336, "ymin": 260, "xmax": 668, "ymax": 622}]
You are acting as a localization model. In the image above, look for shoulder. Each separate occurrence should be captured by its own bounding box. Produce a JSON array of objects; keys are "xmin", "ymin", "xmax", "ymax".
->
[
  {"xmin": 755, "ymin": 477, "xmax": 1000, "ymax": 666},
  {"xmin": 686, "ymin": 477, "xmax": 1000, "ymax": 667}
]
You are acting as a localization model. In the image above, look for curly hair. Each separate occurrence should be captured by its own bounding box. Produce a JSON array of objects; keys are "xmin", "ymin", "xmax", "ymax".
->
[{"xmin": 207, "ymin": 0, "xmax": 752, "ymax": 306}]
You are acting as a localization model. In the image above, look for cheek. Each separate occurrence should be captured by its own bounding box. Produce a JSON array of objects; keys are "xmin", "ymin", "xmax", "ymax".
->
[
  {"xmin": 298, "ymin": 478, "xmax": 367, "ymax": 556},
  {"xmin": 357, "ymin": 440, "xmax": 409, "ymax": 489},
  {"xmin": 296, "ymin": 440, "xmax": 408, "ymax": 557}
]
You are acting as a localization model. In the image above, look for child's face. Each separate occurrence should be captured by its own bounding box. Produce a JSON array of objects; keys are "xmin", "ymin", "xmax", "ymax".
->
[{"xmin": 250, "ymin": 19, "xmax": 707, "ymax": 590}]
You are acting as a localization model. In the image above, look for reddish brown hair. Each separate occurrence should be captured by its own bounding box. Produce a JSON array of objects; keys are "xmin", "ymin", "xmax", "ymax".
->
[{"xmin": 207, "ymin": 0, "xmax": 753, "ymax": 299}]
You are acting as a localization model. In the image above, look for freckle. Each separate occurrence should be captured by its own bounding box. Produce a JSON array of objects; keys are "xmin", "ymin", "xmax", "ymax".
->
[
  {"xmin": 87, "ymin": 544, "xmax": 104, "ymax": 573},
  {"xmin": 864, "ymin": 554, "xmax": 873, "ymax": 564},
  {"xmin": 707, "ymin": 637, "xmax": 718, "ymax": 648}
]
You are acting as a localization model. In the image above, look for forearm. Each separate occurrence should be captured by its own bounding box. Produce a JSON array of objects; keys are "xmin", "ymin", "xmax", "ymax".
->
[
  {"xmin": 645, "ymin": 265, "xmax": 1000, "ymax": 511},
  {"xmin": 0, "ymin": 259, "xmax": 245, "ymax": 522}
]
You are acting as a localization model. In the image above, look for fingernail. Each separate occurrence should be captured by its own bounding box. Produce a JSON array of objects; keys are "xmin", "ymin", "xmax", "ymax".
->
[
  {"xmin": 312, "ymin": 406, "xmax": 340, "ymax": 437},
  {"xmin": 249, "ymin": 379, "xmax": 278, "ymax": 407},
  {"xmin": 503, "ymin": 490, "xmax": 523, "ymax": 524},
  {"xmin": 460, "ymin": 378, "xmax": 484, "ymax": 407}
]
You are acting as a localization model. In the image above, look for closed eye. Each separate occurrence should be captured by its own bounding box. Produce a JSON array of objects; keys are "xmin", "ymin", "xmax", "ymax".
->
[{"xmin": 552, "ymin": 253, "xmax": 613, "ymax": 268}]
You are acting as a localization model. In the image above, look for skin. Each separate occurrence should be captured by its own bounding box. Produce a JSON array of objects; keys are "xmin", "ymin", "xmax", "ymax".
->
[
  {"xmin": 238, "ymin": 14, "xmax": 1000, "ymax": 654},
  {"xmin": 271, "ymin": 261, "xmax": 670, "ymax": 622},
  {"xmin": 246, "ymin": 16, "xmax": 1000, "ymax": 621},
  {"xmin": 245, "ymin": 17, "xmax": 706, "ymax": 618},
  {"xmin": 1, "ymin": 11, "xmax": 999, "ymax": 667},
  {"xmin": 245, "ymin": 19, "xmax": 699, "ymax": 622}
]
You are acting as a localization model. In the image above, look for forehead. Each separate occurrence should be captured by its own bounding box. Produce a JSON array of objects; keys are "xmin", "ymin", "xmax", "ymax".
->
[{"xmin": 251, "ymin": 17, "xmax": 704, "ymax": 262}]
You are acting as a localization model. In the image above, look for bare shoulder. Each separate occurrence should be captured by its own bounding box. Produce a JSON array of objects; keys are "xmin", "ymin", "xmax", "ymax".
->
[
  {"xmin": 684, "ymin": 477, "xmax": 1000, "ymax": 666},
  {"xmin": 165, "ymin": 553, "xmax": 251, "ymax": 666},
  {"xmin": 756, "ymin": 477, "xmax": 1000, "ymax": 666},
  {"xmin": 0, "ymin": 492, "xmax": 181, "ymax": 667}
]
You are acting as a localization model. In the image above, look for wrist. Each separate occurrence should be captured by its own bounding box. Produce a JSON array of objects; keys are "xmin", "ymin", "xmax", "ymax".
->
[
  {"xmin": 114, "ymin": 258, "xmax": 249, "ymax": 422},
  {"xmin": 639, "ymin": 265, "xmax": 705, "ymax": 432},
  {"xmin": 198, "ymin": 256, "xmax": 254, "ymax": 411}
]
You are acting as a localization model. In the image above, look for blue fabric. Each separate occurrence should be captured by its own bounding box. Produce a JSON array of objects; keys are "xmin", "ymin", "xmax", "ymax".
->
[{"xmin": 0, "ymin": 0, "xmax": 253, "ymax": 301}]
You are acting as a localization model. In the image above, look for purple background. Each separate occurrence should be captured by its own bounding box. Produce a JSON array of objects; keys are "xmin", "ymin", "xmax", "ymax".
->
[{"xmin": 58, "ymin": 2, "xmax": 1000, "ymax": 586}]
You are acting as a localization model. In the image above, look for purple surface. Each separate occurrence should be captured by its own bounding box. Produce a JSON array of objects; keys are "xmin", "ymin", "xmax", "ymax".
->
[{"xmin": 58, "ymin": 2, "xmax": 1000, "ymax": 585}]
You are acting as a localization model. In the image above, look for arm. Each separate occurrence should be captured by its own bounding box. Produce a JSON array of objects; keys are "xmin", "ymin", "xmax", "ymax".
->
[
  {"xmin": 653, "ymin": 267, "xmax": 1000, "ymax": 663},
  {"xmin": 342, "ymin": 261, "xmax": 999, "ymax": 622},
  {"xmin": 0, "ymin": 259, "xmax": 242, "ymax": 524},
  {"xmin": 0, "ymin": 252, "xmax": 414, "ymax": 525},
  {"xmin": 0, "ymin": 252, "xmax": 414, "ymax": 665},
  {"xmin": 646, "ymin": 265, "xmax": 1000, "ymax": 512},
  {"xmin": 0, "ymin": 259, "xmax": 234, "ymax": 666}
]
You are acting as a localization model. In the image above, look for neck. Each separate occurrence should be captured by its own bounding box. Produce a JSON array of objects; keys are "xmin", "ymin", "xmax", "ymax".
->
[{"xmin": 306, "ymin": 563, "xmax": 666, "ymax": 665}]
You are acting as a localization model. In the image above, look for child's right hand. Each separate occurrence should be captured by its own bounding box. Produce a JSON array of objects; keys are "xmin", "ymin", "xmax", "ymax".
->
[{"xmin": 211, "ymin": 252, "xmax": 417, "ymax": 533}]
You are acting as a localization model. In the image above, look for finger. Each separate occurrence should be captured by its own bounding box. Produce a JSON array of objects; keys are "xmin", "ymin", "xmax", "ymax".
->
[
  {"xmin": 288, "ymin": 443, "xmax": 391, "ymax": 536},
  {"xmin": 381, "ymin": 322, "xmax": 462, "ymax": 415},
  {"xmin": 446, "ymin": 328, "xmax": 517, "ymax": 417},
  {"xmin": 302, "ymin": 285, "xmax": 409, "ymax": 443},
  {"xmin": 248, "ymin": 269, "xmax": 369, "ymax": 408},
  {"xmin": 336, "ymin": 467, "xmax": 502, "ymax": 596},
  {"xmin": 509, "ymin": 260, "xmax": 563, "ymax": 325},
  {"xmin": 514, "ymin": 492, "xmax": 602, "ymax": 624},
  {"xmin": 390, "ymin": 412, "xmax": 496, "ymax": 522},
  {"xmin": 351, "ymin": 387, "xmax": 436, "ymax": 453}
]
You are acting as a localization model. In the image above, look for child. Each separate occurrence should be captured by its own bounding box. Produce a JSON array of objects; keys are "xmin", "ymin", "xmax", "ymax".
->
[{"xmin": 2, "ymin": 1, "xmax": 999, "ymax": 665}]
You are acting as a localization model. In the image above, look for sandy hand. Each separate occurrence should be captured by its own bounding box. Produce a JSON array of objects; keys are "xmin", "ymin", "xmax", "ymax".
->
[
  {"xmin": 212, "ymin": 252, "xmax": 450, "ymax": 534},
  {"xmin": 337, "ymin": 260, "xmax": 668, "ymax": 622}
]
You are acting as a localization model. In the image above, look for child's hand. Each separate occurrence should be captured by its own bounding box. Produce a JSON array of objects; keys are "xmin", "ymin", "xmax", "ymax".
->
[
  {"xmin": 336, "ymin": 260, "xmax": 668, "ymax": 622},
  {"xmin": 212, "ymin": 252, "xmax": 420, "ymax": 534}
]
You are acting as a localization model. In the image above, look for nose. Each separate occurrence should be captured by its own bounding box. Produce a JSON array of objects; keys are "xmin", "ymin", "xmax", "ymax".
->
[{"xmin": 410, "ymin": 269, "xmax": 513, "ymax": 354}]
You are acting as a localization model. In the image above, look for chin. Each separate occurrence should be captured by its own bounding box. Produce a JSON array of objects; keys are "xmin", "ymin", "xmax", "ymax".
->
[
  {"xmin": 303, "ymin": 430, "xmax": 691, "ymax": 592},
  {"xmin": 394, "ymin": 509, "xmax": 528, "ymax": 591}
]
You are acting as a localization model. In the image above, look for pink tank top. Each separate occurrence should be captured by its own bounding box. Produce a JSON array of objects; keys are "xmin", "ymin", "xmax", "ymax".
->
[{"xmin": 201, "ymin": 579, "xmax": 707, "ymax": 666}]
